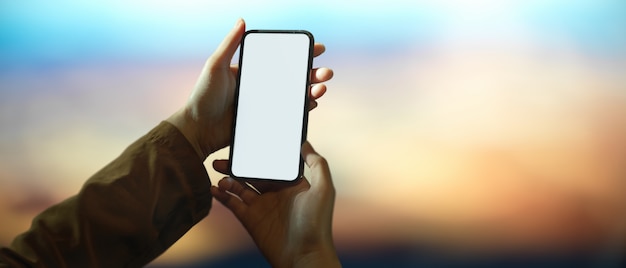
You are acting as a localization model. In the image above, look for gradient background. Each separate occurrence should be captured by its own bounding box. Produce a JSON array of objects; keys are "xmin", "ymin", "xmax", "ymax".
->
[{"xmin": 1, "ymin": 0, "xmax": 626, "ymax": 267}]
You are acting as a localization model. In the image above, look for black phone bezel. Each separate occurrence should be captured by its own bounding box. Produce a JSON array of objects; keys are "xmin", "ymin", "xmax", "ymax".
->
[{"xmin": 228, "ymin": 29, "xmax": 315, "ymax": 182}]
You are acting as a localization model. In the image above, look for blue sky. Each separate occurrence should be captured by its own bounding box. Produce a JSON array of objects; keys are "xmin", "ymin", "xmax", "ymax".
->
[{"xmin": 1, "ymin": 0, "xmax": 624, "ymax": 63}]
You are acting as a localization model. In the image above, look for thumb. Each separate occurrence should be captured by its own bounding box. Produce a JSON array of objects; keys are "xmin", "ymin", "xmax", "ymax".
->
[
  {"xmin": 302, "ymin": 141, "xmax": 333, "ymax": 192},
  {"xmin": 211, "ymin": 19, "xmax": 246, "ymax": 65}
]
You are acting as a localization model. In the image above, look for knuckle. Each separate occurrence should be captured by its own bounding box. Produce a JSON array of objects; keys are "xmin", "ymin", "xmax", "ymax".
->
[{"xmin": 313, "ymin": 155, "xmax": 329, "ymax": 168}]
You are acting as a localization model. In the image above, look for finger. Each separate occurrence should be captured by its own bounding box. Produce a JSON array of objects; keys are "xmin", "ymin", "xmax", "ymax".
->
[
  {"xmin": 211, "ymin": 185, "xmax": 247, "ymax": 216},
  {"xmin": 301, "ymin": 141, "xmax": 333, "ymax": 192},
  {"xmin": 229, "ymin": 43, "xmax": 326, "ymax": 78},
  {"xmin": 230, "ymin": 64, "xmax": 239, "ymax": 76},
  {"xmin": 308, "ymin": 100, "xmax": 318, "ymax": 110},
  {"xmin": 212, "ymin": 159, "xmax": 230, "ymax": 174},
  {"xmin": 311, "ymin": 67, "xmax": 334, "ymax": 84},
  {"xmin": 211, "ymin": 19, "xmax": 246, "ymax": 65},
  {"xmin": 313, "ymin": 43, "xmax": 326, "ymax": 58},
  {"xmin": 310, "ymin": 84, "xmax": 327, "ymax": 100},
  {"xmin": 231, "ymin": 65, "xmax": 332, "ymax": 83},
  {"xmin": 218, "ymin": 177, "xmax": 258, "ymax": 205},
  {"xmin": 247, "ymin": 178, "xmax": 307, "ymax": 193}
]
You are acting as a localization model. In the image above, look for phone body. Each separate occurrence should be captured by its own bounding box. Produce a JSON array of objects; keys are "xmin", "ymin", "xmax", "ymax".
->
[{"xmin": 228, "ymin": 30, "xmax": 314, "ymax": 181}]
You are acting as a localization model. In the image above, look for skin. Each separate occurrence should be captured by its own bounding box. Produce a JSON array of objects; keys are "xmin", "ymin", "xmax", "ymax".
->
[
  {"xmin": 166, "ymin": 19, "xmax": 340, "ymax": 267},
  {"xmin": 167, "ymin": 18, "xmax": 333, "ymax": 160},
  {"xmin": 211, "ymin": 142, "xmax": 341, "ymax": 268}
]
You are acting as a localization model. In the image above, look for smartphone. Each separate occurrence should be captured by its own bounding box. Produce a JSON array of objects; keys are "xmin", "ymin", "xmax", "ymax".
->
[{"xmin": 229, "ymin": 30, "xmax": 314, "ymax": 181}]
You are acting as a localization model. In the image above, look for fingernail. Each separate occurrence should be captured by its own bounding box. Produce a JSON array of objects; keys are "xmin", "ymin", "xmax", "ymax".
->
[{"xmin": 234, "ymin": 18, "xmax": 243, "ymax": 28}]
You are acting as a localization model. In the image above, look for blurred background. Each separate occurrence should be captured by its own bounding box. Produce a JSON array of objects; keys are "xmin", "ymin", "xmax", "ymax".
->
[{"xmin": 1, "ymin": 0, "xmax": 625, "ymax": 267}]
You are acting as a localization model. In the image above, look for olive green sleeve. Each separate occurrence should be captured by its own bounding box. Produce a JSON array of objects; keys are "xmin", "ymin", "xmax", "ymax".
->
[{"xmin": 0, "ymin": 121, "xmax": 212, "ymax": 267}]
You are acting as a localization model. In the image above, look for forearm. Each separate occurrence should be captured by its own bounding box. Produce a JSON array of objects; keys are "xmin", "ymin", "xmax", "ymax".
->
[{"xmin": 0, "ymin": 121, "xmax": 212, "ymax": 267}]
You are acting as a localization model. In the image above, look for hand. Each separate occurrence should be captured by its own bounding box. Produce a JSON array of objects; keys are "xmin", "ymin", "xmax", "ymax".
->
[
  {"xmin": 211, "ymin": 142, "xmax": 341, "ymax": 268},
  {"xmin": 167, "ymin": 19, "xmax": 334, "ymax": 159}
]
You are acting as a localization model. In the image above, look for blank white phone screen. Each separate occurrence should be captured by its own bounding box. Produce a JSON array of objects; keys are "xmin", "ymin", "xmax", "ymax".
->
[{"xmin": 230, "ymin": 32, "xmax": 312, "ymax": 181}]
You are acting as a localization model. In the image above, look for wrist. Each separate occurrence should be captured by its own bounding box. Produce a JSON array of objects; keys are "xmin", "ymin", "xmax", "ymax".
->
[
  {"xmin": 291, "ymin": 244, "xmax": 341, "ymax": 268},
  {"xmin": 165, "ymin": 108, "xmax": 211, "ymax": 160}
]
